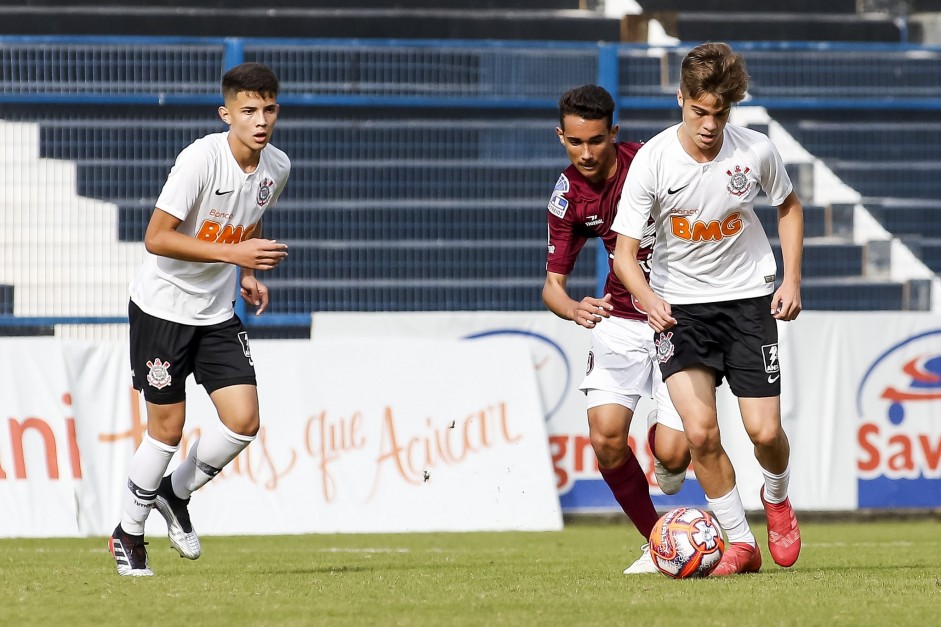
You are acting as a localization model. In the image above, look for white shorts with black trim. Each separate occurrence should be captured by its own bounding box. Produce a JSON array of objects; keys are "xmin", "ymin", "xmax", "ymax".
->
[{"xmin": 579, "ymin": 316, "xmax": 683, "ymax": 432}]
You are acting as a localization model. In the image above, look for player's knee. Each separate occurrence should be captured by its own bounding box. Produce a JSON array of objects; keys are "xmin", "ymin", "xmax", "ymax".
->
[
  {"xmin": 749, "ymin": 424, "xmax": 785, "ymax": 450},
  {"xmin": 654, "ymin": 427, "xmax": 691, "ymax": 470},
  {"xmin": 222, "ymin": 412, "xmax": 259, "ymax": 437},
  {"xmin": 683, "ymin": 422, "xmax": 720, "ymax": 454},
  {"xmin": 589, "ymin": 432, "xmax": 629, "ymax": 468},
  {"xmin": 148, "ymin": 424, "xmax": 183, "ymax": 447}
]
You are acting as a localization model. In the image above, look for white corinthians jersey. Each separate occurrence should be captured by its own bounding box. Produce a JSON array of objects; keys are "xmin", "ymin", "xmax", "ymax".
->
[
  {"xmin": 129, "ymin": 132, "xmax": 291, "ymax": 325},
  {"xmin": 612, "ymin": 123, "xmax": 792, "ymax": 304}
]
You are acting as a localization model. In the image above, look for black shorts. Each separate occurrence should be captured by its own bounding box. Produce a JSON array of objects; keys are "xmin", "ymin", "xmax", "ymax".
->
[
  {"xmin": 654, "ymin": 295, "xmax": 781, "ymax": 398},
  {"xmin": 128, "ymin": 300, "xmax": 257, "ymax": 405}
]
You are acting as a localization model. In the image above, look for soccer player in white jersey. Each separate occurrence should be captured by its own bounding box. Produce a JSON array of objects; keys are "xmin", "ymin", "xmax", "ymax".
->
[
  {"xmin": 544, "ymin": 85, "xmax": 691, "ymax": 575},
  {"xmin": 108, "ymin": 62, "xmax": 291, "ymax": 576},
  {"xmin": 611, "ymin": 42, "xmax": 803, "ymax": 576}
]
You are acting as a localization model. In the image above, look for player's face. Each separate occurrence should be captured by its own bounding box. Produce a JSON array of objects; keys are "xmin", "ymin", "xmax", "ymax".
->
[
  {"xmin": 556, "ymin": 115, "xmax": 618, "ymax": 184},
  {"xmin": 219, "ymin": 90, "xmax": 280, "ymax": 156},
  {"xmin": 677, "ymin": 90, "xmax": 730, "ymax": 161}
]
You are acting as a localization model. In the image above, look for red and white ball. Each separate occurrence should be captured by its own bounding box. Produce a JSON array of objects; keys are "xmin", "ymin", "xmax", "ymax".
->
[{"xmin": 648, "ymin": 507, "xmax": 725, "ymax": 579}]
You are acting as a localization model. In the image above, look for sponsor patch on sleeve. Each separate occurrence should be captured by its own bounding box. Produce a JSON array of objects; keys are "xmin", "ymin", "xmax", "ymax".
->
[{"xmin": 548, "ymin": 174, "xmax": 571, "ymax": 219}]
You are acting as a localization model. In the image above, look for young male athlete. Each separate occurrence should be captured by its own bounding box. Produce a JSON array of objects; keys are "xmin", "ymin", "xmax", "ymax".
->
[
  {"xmin": 544, "ymin": 84, "xmax": 691, "ymax": 574},
  {"xmin": 612, "ymin": 43, "xmax": 803, "ymax": 575},
  {"xmin": 109, "ymin": 62, "xmax": 291, "ymax": 576}
]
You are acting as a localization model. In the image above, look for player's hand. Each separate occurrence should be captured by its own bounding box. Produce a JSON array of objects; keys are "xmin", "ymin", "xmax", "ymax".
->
[
  {"xmin": 240, "ymin": 275, "xmax": 271, "ymax": 315},
  {"xmin": 573, "ymin": 293, "xmax": 614, "ymax": 329},
  {"xmin": 232, "ymin": 239, "xmax": 288, "ymax": 270},
  {"xmin": 643, "ymin": 296, "xmax": 676, "ymax": 332},
  {"xmin": 771, "ymin": 282, "xmax": 802, "ymax": 321}
]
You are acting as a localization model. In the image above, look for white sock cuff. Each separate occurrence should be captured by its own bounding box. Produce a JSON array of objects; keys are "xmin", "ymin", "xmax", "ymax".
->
[
  {"xmin": 761, "ymin": 463, "xmax": 791, "ymax": 504},
  {"xmin": 705, "ymin": 486, "xmax": 739, "ymax": 507},
  {"xmin": 761, "ymin": 463, "xmax": 790, "ymax": 481},
  {"xmin": 218, "ymin": 421, "xmax": 256, "ymax": 446},
  {"xmin": 144, "ymin": 432, "xmax": 180, "ymax": 454}
]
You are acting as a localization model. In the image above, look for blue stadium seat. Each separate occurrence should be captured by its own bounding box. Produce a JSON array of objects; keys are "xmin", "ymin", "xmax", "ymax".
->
[
  {"xmin": 755, "ymin": 204, "xmax": 827, "ymax": 239},
  {"xmin": 800, "ymin": 278, "xmax": 905, "ymax": 311},
  {"xmin": 914, "ymin": 239, "xmax": 941, "ymax": 273},
  {"xmin": 770, "ymin": 240, "xmax": 864, "ymax": 279}
]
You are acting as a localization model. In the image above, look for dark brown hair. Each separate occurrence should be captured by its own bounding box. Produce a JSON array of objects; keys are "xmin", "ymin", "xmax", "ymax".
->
[
  {"xmin": 558, "ymin": 84, "xmax": 615, "ymax": 130},
  {"xmin": 221, "ymin": 62, "xmax": 280, "ymax": 101},
  {"xmin": 680, "ymin": 42, "xmax": 749, "ymax": 108}
]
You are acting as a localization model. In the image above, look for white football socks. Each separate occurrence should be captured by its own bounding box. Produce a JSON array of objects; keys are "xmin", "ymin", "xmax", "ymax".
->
[
  {"xmin": 171, "ymin": 421, "xmax": 255, "ymax": 499},
  {"xmin": 761, "ymin": 464, "xmax": 791, "ymax": 504},
  {"xmin": 121, "ymin": 432, "xmax": 178, "ymax": 535},
  {"xmin": 707, "ymin": 486, "xmax": 756, "ymax": 546}
]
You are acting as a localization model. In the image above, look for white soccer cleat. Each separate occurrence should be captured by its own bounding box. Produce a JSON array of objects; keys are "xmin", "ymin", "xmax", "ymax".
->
[
  {"xmin": 154, "ymin": 475, "xmax": 202, "ymax": 560},
  {"xmin": 623, "ymin": 543, "xmax": 660, "ymax": 575},
  {"xmin": 647, "ymin": 410, "xmax": 686, "ymax": 496}
]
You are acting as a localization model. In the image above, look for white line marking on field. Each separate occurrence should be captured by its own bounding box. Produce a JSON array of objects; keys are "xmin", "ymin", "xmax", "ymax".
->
[
  {"xmin": 317, "ymin": 548, "xmax": 411, "ymax": 553},
  {"xmin": 805, "ymin": 541, "xmax": 917, "ymax": 548}
]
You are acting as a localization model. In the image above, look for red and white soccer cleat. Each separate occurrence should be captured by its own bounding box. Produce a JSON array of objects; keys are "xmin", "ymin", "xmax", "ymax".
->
[
  {"xmin": 710, "ymin": 542, "xmax": 762, "ymax": 576},
  {"xmin": 761, "ymin": 487, "xmax": 801, "ymax": 567}
]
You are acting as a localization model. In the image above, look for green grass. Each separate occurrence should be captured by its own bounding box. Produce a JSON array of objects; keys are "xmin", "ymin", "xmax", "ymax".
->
[{"xmin": 1, "ymin": 520, "xmax": 939, "ymax": 626}]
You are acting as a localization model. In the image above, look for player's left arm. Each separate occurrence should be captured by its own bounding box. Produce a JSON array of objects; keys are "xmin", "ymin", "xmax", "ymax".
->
[
  {"xmin": 240, "ymin": 220, "xmax": 272, "ymax": 315},
  {"xmin": 772, "ymin": 190, "xmax": 804, "ymax": 321}
]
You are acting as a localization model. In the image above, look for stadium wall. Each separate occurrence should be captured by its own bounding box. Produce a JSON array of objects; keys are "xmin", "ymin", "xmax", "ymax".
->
[
  {"xmin": 0, "ymin": 311, "xmax": 939, "ymax": 538},
  {"xmin": 0, "ymin": 336, "xmax": 563, "ymax": 537}
]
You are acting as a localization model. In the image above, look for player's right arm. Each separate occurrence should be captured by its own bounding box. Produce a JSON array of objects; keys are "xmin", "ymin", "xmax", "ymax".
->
[
  {"xmin": 144, "ymin": 208, "xmax": 287, "ymax": 270},
  {"xmin": 543, "ymin": 271, "xmax": 612, "ymax": 329},
  {"xmin": 613, "ymin": 235, "xmax": 673, "ymax": 332},
  {"xmin": 544, "ymin": 173, "xmax": 613, "ymax": 328},
  {"xmin": 610, "ymin": 145, "xmax": 675, "ymax": 332}
]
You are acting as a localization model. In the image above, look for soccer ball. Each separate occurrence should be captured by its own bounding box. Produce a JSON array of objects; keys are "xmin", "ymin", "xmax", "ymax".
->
[{"xmin": 648, "ymin": 507, "xmax": 725, "ymax": 579}]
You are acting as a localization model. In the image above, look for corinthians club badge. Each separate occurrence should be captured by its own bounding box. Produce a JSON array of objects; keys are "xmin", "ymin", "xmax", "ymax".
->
[
  {"xmin": 257, "ymin": 177, "xmax": 274, "ymax": 207},
  {"xmin": 726, "ymin": 165, "xmax": 751, "ymax": 197}
]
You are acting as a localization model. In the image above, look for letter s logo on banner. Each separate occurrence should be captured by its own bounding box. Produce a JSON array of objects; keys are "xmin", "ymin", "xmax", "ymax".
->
[{"xmin": 855, "ymin": 329, "xmax": 941, "ymax": 508}]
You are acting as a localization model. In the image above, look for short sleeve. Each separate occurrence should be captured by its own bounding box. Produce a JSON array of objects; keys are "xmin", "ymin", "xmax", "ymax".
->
[
  {"xmin": 612, "ymin": 146, "xmax": 655, "ymax": 239},
  {"xmin": 758, "ymin": 138, "xmax": 794, "ymax": 207},
  {"xmin": 546, "ymin": 173, "xmax": 586, "ymax": 275},
  {"xmin": 155, "ymin": 141, "xmax": 212, "ymax": 221}
]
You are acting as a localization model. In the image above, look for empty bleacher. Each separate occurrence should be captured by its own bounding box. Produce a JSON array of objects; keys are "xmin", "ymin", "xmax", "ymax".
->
[
  {"xmin": 0, "ymin": 0, "xmax": 619, "ymax": 42},
  {"xmin": 8, "ymin": 104, "xmax": 676, "ymax": 314},
  {"xmin": 631, "ymin": 0, "xmax": 905, "ymax": 43},
  {"xmin": 1, "ymin": 34, "xmax": 938, "ymax": 322},
  {"xmin": 771, "ymin": 109, "xmax": 941, "ymax": 288}
]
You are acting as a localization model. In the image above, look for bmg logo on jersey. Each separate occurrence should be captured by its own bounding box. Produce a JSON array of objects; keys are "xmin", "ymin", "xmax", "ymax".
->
[
  {"xmin": 669, "ymin": 211, "xmax": 742, "ymax": 242},
  {"xmin": 856, "ymin": 329, "xmax": 941, "ymax": 507},
  {"xmin": 196, "ymin": 220, "xmax": 259, "ymax": 243}
]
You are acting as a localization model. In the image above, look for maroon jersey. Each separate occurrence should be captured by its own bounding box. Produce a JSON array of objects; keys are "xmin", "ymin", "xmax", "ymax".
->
[{"xmin": 546, "ymin": 142, "xmax": 653, "ymax": 321}]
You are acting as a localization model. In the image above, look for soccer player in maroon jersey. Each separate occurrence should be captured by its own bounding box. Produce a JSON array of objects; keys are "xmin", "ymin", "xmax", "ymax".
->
[{"xmin": 543, "ymin": 84, "xmax": 690, "ymax": 573}]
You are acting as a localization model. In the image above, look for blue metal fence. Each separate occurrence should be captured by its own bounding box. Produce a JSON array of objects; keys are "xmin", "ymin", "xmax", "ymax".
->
[{"xmin": 1, "ymin": 36, "xmax": 939, "ymax": 328}]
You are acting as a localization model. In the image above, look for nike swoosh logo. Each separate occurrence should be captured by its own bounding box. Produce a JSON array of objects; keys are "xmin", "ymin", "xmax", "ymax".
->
[
  {"xmin": 768, "ymin": 374, "xmax": 780, "ymax": 383},
  {"xmin": 214, "ymin": 189, "xmax": 234, "ymax": 195},
  {"xmin": 667, "ymin": 183, "xmax": 690, "ymax": 194}
]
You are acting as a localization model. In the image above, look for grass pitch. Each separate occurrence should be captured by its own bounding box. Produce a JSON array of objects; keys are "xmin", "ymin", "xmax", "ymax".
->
[{"xmin": 1, "ymin": 519, "xmax": 938, "ymax": 626}]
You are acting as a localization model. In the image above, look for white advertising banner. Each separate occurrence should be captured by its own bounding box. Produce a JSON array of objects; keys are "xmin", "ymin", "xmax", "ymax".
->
[
  {"xmin": 784, "ymin": 312, "xmax": 941, "ymax": 510},
  {"xmin": 313, "ymin": 312, "xmax": 728, "ymax": 510},
  {"xmin": 312, "ymin": 311, "xmax": 941, "ymax": 513},
  {"xmin": 0, "ymin": 338, "xmax": 562, "ymax": 538},
  {"xmin": 2, "ymin": 311, "xmax": 939, "ymax": 539}
]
